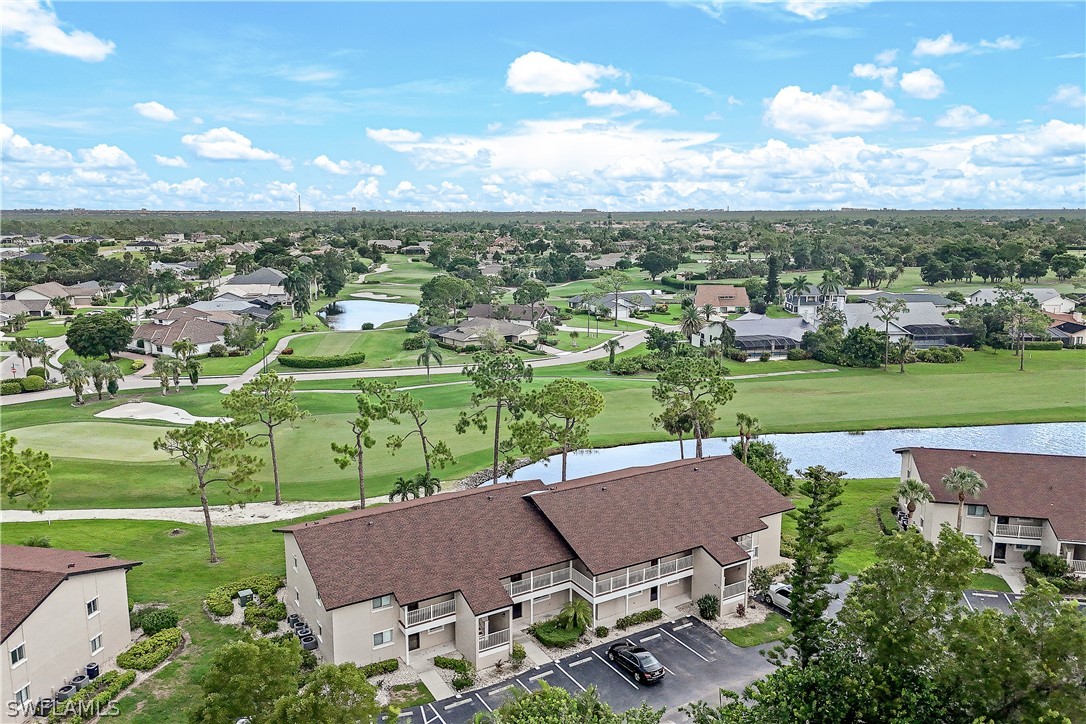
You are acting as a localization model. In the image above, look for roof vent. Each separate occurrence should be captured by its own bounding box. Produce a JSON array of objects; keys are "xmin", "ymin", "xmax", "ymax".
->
[
  {"xmin": 601, "ymin": 486, "xmax": 607, "ymax": 491},
  {"xmin": 693, "ymin": 467, "xmax": 699, "ymax": 471},
  {"xmin": 367, "ymin": 520, "xmax": 374, "ymax": 526},
  {"xmin": 971, "ymin": 453, "xmax": 977, "ymax": 458},
  {"xmin": 68, "ymin": 563, "xmax": 76, "ymax": 568},
  {"xmin": 487, "ymin": 495, "xmax": 494, "ymax": 500}
]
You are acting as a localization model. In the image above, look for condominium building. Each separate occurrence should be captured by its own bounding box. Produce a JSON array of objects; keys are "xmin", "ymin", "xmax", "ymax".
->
[
  {"xmin": 278, "ymin": 457, "xmax": 793, "ymax": 670},
  {"xmin": 896, "ymin": 447, "xmax": 1086, "ymax": 574}
]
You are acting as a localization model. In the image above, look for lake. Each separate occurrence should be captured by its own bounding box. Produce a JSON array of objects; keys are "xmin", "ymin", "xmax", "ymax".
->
[
  {"xmin": 319, "ymin": 299, "xmax": 419, "ymax": 330},
  {"xmin": 507, "ymin": 422, "xmax": 1086, "ymax": 483}
]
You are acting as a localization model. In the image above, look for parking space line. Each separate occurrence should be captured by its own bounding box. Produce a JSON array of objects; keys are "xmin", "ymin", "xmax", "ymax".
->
[
  {"xmin": 1003, "ymin": 593, "xmax": 1017, "ymax": 606},
  {"xmin": 593, "ymin": 651, "xmax": 639, "ymax": 690},
  {"xmin": 640, "ymin": 633, "xmax": 661, "ymax": 642},
  {"xmin": 673, "ymin": 622, "xmax": 693, "ymax": 631},
  {"xmin": 528, "ymin": 670, "xmax": 553, "ymax": 682},
  {"xmin": 973, "ymin": 592, "xmax": 997, "ymax": 598},
  {"xmin": 475, "ymin": 693, "xmax": 493, "ymax": 712},
  {"xmin": 488, "ymin": 684, "xmax": 515, "ymax": 697},
  {"xmin": 428, "ymin": 704, "xmax": 448, "ymax": 724},
  {"xmin": 962, "ymin": 594, "xmax": 975, "ymax": 611},
  {"xmin": 662, "ymin": 628, "xmax": 710, "ymax": 662},
  {"xmin": 555, "ymin": 662, "xmax": 587, "ymax": 692},
  {"xmin": 443, "ymin": 699, "xmax": 471, "ymax": 711},
  {"xmin": 662, "ymin": 665, "xmax": 676, "ymax": 676},
  {"xmin": 568, "ymin": 657, "xmax": 592, "ymax": 667},
  {"xmin": 517, "ymin": 679, "xmax": 532, "ymax": 692}
]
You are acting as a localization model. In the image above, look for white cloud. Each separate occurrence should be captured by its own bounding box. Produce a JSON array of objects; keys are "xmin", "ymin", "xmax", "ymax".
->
[
  {"xmin": 133, "ymin": 101, "xmax": 178, "ymax": 122},
  {"xmin": 979, "ymin": 35, "xmax": 1023, "ymax": 51},
  {"xmin": 783, "ymin": 1, "xmax": 870, "ymax": 21},
  {"xmin": 180, "ymin": 127, "xmax": 288, "ymax": 169},
  {"xmin": 971, "ymin": 120, "xmax": 1085, "ymax": 169},
  {"xmin": 154, "ymin": 154, "xmax": 188, "ymax": 168},
  {"xmin": 311, "ymin": 154, "xmax": 386, "ymax": 175},
  {"xmin": 1, "ymin": 123, "xmax": 74, "ymax": 166},
  {"xmin": 874, "ymin": 49, "xmax": 898, "ymax": 66},
  {"xmin": 79, "ymin": 144, "xmax": 136, "ymax": 168},
  {"xmin": 935, "ymin": 105, "xmax": 993, "ymax": 130},
  {"xmin": 347, "ymin": 178, "xmax": 380, "ymax": 199},
  {"xmin": 505, "ymin": 51, "xmax": 623, "ymax": 95},
  {"xmin": 763, "ymin": 86, "xmax": 904, "ymax": 136},
  {"xmin": 1, "ymin": 0, "xmax": 115, "ymax": 62},
  {"xmin": 913, "ymin": 33, "xmax": 969, "ymax": 57},
  {"xmin": 366, "ymin": 128, "xmax": 423, "ymax": 144},
  {"xmin": 900, "ymin": 68, "xmax": 945, "ymax": 99},
  {"xmin": 192, "ymin": 116, "xmax": 205, "ymax": 125},
  {"xmin": 1054, "ymin": 52, "xmax": 1085, "ymax": 60},
  {"xmin": 727, "ymin": 95, "xmax": 743, "ymax": 106},
  {"xmin": 149, "ymin": 177, "xmax": 208, "ymax": 196},
  {"xmin": 1050, "ymin": 84, "xmax": 1086, "ymax": 109},
  {"xmin": 852, "ymin": 63, "xmax": 897, "ymax": 88},
  {"xmin": 582, "ymin": 89, "xmax": 675, "ymax": 115}
]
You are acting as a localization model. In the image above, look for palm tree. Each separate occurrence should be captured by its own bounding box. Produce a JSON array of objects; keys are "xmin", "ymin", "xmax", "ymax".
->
[
  {"xmin": 897, "ymin": 477, "xmax": 933, "ymax": 528},
  {"xmin": 125, "ymin": 285, "xmax": 153, "ymax": 318},
  {"xmin": 416, "ymin": 338, "xmax": 444, "ymax": 383},
  {"xmin": 171, "ymin": 338, "xmax": 198, "ymax": 364},
  {"xmin": 284, "ymin": 270, "xmax": 310, "ymax": 317},
  {"xmin": 556, "ymin": 597, "xmax": 592, "ymax": 632},
  {"xmin": 679, "ymin": 305, "xmax": 704, "ymax": 338},
  {"xmin": 700, "ymin": 303, "xmax": 715, "ymax": 322},
  {"xmin": 28, "ymin": 339, "xmax": 50, "ymax": 369},
  {"xmin": 569, "ymin": 330, "xmax": 580, "ymax": 348},
  {"xmin": 10, "ymin": 337, "xmax": 31, "ymax": 371},
  {"xmin": 7, "ymin": 312, "xmax": 30, "ymax": 332},
  {"xmin": 50, "ymin": 296, "xmax": 74, "ymax": 316},
  {"xmin": 872, "ymin": 297, "xmax": 908, "ymax": 371},
  {"xmin": 735, "ymin": 413, "xmax": 763, "ymax": 465},
  {"xmin": 85, "ymin": 360, "xmax": 108, "ymax": 401},
  {"xmin": 785, "ymin": 275, "xmax": 809, "ymax": 307},
  {"xmin": 388, "ymin": 475, "xmax": 418, "ymax": 502},
  {"xmin": 820, "ymin": 270, "xmax": 844, "ymax": 300},
  {"xmin": 941, "ymin": 466, "xmax": 987, "ymax": 531},
  {"xmin": 185, "ymin": 357, "xmax": 203, "ymax": 390},
  {"xmin": 604, "ymin": 338, "xmax": 622, "ymax": 366},
  {"xmin": 894, "ymin": 337, "xmax": 913, "ymax": 373},
  {"xmin": 151, "ymin": 357, "xmax": 174, "ymax": 396},
  {"xmin": 61, "ymin": 359, "xmax": 88, "ymax": 405},
  {"xmin": 414, "ymin": 472, "xmax": 441, "ymax": 497}
]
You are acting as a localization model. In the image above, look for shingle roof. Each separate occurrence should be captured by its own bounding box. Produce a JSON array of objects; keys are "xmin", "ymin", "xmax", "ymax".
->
[
  {"xmin": 844, "ymin": 301, "xmax": 948, "ymax": 333},
  {"xmin": 0, "ymin": 299, "xmax": 31, "ymax": 317},
  {"xmin": 228, "ymin": 267, "xmax": 287, "ymax": 285},
  {"xmin": 133, "ymin": 318, "xmax": 226, "ymax": 346},
  {"xmin": 465, "ymin": 303, "xmax": 557, "ymax": 323},
  {"xmin": 530, "ymin": 457, "xmax": 794, "ymax": 575},
  {"xmin": 2, "ymin": 545, "xmax": 140, "ymax": 641},
  {"xmin": 694, "ymin": 285, "xmax": 750, "ymax": 309},
  {"xmin": 20, "ymin": 282, "xmax": 70, "ymax": 299},
  {"xmin": 866, "ymin": 291, "xmax": 955, "ymax": 307},
  {"xmin": 725, "ymin": 313, "xmax": 816, "ymax": 343},
  {"xmin": 899, "ymin": 448, "xmax": 1086, "ymax": 542}
]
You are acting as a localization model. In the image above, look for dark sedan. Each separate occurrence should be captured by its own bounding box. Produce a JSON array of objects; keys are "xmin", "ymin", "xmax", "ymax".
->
[{"xmin": 607, "ymin": 641, "xmax": 665, "ymax": 684}]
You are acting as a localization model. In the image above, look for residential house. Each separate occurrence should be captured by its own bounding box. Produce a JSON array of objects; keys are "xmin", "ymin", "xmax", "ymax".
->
[
  {"xmin": 125, "ymin": 240, "xmax": 162, "ymax": 253},
  {"xmin": 568, "ymin": 291, "xmax": 656, "ymax": 320},
  {"xmin": 12, "ymin": 283, "xmax": 71, "ymax": 317},
  {"xmin": 465, "ymin": 303, "xmax": 558, "ymax": 325},
  {"xmin": 161, "ymin": 233, "xmax": 186, "ymax": 243},
  {"xmin": 693, "ymin": 285, "xmax": 750, "ymax": 314},
  {"xmin": 13, "ymin": 253, "xmax": 49, "ymax": 264},
  {"xmin": 148, "ymin": 261, "xmax": 199, "ymax": 279},
  {"xmin": 218, "ymin": 267, "xmax": 287, "ymax": 298},
  {"xmin": 220, "ymin": 242, "xmax": 259, "ymax": 256},
  {"xmin": 0, "ymin": 300, "xmax": 32, "ymax": 325},
  {"xmin": 864, "ymin": 291, "xmax": 957, "ymax": 310},
  {"xmin": 967, "ymin": 287, "xmax": 1076, "ymax": 314},
  {"xmin": 191, "ymin": 295, "xmax": 279, "ymax": 324},
  {"xmin": 402, "ymin": 245, "xmax": 428, "ymax": 256},
  {"xmin": 694, "ymin": 313, "xmax": 816, "ymax": 358},
  {"xmin": 783, "ymin": 284, "xmax": 845, "ymax": 318},
  {"xmin": 276, "ymin": 457, "xmax": 791, "ymax": 669},
  {"xmin": 896, "ymin": 448, "xmax": 1086, "ymax": 574},
  {"xmin": 2, "ymin": 545, "xmax": 140, "ymax": 720},
  {"xmin": 369, "ymin": 240, "xmax": 402, "ymax": 252},
  {"xmin": 131, "ymin": 308, "xmax": 230, "ymax": 356},
  {"xmin": 844, "ymin": 301, "xmax": 972, "ymax": 348},
  {"xmin": 428, "ymin": 318, "xmax": 539, "ymax": 349},
  {"xmin": 583, "ymin": 253, "xmax": 627, "ymax": 271},
  {"xmin": 47, "ymin": 235, "xmax": 85, "ymax": 245},
  {"xmin": 1048, "ymin": 321, "xmax": 1086, "ymax": 347}
]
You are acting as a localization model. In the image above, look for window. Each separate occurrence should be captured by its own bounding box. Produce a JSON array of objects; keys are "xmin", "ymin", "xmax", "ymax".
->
[
  {"xmin": 966, "ymin": 504, "xmax": 986, "ymax": 518},
  {"xmin": 90, "ymin": 634, "xmax": 103, "ymax": 655},
  {"xmin": 293, "ymin": 556, "xmax": 298, "ymax": 571},
  {"xmin": 969, "ymin": 534, "xmax": 983, "ymax": 549},
  {"xmin": 86, "ymin": 597, "xmax": 99, "ymax": 618},
  {"xmin": 10, "ymin": 644, "xmax": 26, "ymax": 667},
  {"xmin": 14, "ymin": 684, "xmax": 30, "ymax": 706},
  {"xmin": 373, "ymin": 629, "xmax": 393, "ymax": 648},
  {"xmin": 316, "ymin": 623, "xmax": 323, "ymax": 639},
  {"xmin": 372, "ymin": 595, "xmax": 392, "ymax": 611},
  {"xmin": 535, "ymin": 593, "xmax": 550, "ymax": 603},
  {"xmin": 666, "ymin": 580, "xmax": 680, "ymax": 587},
  {"xmin": 427, "ymin": 625, "xmax": 445, "ymax": 634},
  {"xmin": 294, "ymin": 588, "xmax": 300, "ymax": 603}
]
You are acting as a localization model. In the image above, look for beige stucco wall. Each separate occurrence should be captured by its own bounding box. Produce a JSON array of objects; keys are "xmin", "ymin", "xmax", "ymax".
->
[
  {"xmin": 527, "ymin": 592, "xmax": 565, "ymax": 623},
  {"xmin": 661, "ymin": 577, "xmax": 692, "ymax": 602},
  {"xmin": 2, "ymin": 569, "xmax": 133, "ymax": 722},
  {"xmin": 453, "ymin": 594, "xmax": 476, "ymax": 666},
  {"xmin": 329, "ymin": 593, "xmax": 401, "ymax": 667},
  {"xmin": 691, "ymin": 547, "xmax": 724, "ymax": 602},
  {"xmin": 756, "ymin": 514, "xmax": 785, "ymax": 568},
  {"xmin": 283, "ymin": 534, "xmax": 335, "ymax": 662},
  {"xmin": 1040, "ymin": 521, "xmax": 1061, "ymax": 556}
]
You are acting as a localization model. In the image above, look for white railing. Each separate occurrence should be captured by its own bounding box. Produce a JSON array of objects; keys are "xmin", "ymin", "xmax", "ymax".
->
[
  {"xmin": 503, "ymin": 568, "xmax": 572, "ymax": 597},
  {"xmin": 737, "ymin": 534, "xmax": 754, "ymax": 552},
  {"xmin": 594, "ymin": 555, "xmax": 694, "ymax": 596},
  {"xmin": 1071, "ymin": 560, "xmax": 1086, "ymax": 574},
  {"xmin": 405, "ymin": 599, "xmax": 455, "ymax": 627},
  {"xmin": 478, "ymin": 629, "xmax": 510, "ymax": 652},
  {"xmin": 721, "ymin": 580, "xmax": 747, "ymax": 600},
  {"xmin": 571, "ymin": 569, "xmax": 595, "ymax": 595},
  {"xmin": 992, "ymin": 523, "xmax": 1043, "ymax": 540}
]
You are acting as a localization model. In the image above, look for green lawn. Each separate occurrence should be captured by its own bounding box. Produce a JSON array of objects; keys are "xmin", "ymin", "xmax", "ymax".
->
[
  {"xmin": 57, "ymin": 349, "xmax": 139, "ymax": 376},
  {"xmin": 970, "ymin": 571, "xmax": 1013, "ymax": 592},
  {"xmin": 721, "ymin": 613, "xmax": 792, "ymax": 648},
  {"xmin": 7, "ymin": 318, "xmax": 69, "ymax": 338},
  {"xmin": 561, "ymin": 312, "xmax": 645, "ymax": 333}
]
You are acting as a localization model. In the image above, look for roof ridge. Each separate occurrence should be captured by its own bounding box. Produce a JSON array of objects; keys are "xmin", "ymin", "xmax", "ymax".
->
[{"xmin": 897, "ymin": 446, "xmax": 1086, "ymax": 460}]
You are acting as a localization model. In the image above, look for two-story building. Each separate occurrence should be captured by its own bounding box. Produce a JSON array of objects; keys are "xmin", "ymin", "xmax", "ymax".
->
[
  {"xmin": 896, "ymin": 447, "xmax": 1086, "ymax": 573},
  {"xmin": 277, "ymin": 457, "xmax": 792, "ymax": 670},
  {"xmin": 783, "ymin": 284, "xmax": 845, "ymax": 319},
  {"xmin": 2, "ymin": 546, "xmax": 140, "ymax": 721}
]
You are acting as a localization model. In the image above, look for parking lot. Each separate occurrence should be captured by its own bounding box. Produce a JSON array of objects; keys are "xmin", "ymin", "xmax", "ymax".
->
[
  {"xmin": 394, "ymin": 617, "xmax": 775, "ymax": 723},
  {"xmin": 962, "ymin": 589, "xmax": 1086, "ymax": 614}
]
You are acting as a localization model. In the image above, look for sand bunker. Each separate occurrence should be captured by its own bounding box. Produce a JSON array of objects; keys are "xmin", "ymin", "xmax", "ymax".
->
[
  {"xmin": 351, "ymin": 291, "xmax": 401, "ymax": 300},
  {"xmin": 95, "ymin": 402, "xmax": 229, "ymax": 425}
]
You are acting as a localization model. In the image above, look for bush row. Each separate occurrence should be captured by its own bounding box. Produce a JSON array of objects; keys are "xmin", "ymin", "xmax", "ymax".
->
[
  {"xmin": 615, "ymin": 608, "xmax": 663, "ymax": 630},
  {"xmin": 433, "ymin": 655, "xmax": 472, "ymax": 675},
  {"xmin": 131, "ymin": 607, "xmax": 179, "ymax": 636},
  {"xmin": 1023, "ymin": 566, "xmax": 1086, "ymax": 595},
  {"xmin": 48, "ymin": 670, "xmax": 137, "ymax": 723},
  {"xmin": 361, "ymin": 659, "xmax": 400, "ymax": 678},
  {"xmin": 205, "ymin": 575, "xmax": 283, "ymax": 616},
  {"xmin": 117, "ymin": 627, "xmax": 182, "ymax": 670},
  {"xmin": 530, "ymin": 619, "xmax": 583, "ymax": 648},
  {"xmin": 915, "ymin": 346, "xmax": 966, "ymax": 363},
  {"xmin": 1, "ymin": 376, "xmax": 48, "ymax": 395},
  {"xmin": 279, "ymin": 351, "xmax": 367, "ymax": 369},
  {"xmin": 1023, "ymin": 341, "xmax": 1064, "ymax": 350},
  {"xmin": 243, "ymin": 598, "xmax": 287, "ymax": 634}
]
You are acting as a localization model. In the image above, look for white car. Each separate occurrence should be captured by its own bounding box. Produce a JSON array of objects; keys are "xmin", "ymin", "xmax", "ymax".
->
[{"xmin": 768, "ymin": 582, "xmax": 792, "ymax": 614}]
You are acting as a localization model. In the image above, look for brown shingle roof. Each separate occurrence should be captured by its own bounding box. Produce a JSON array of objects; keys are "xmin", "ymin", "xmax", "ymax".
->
[
  {"xmin": 278, "ymin": 481, "xmax": 575, "ymax": 614},
  {"xmin": 133, "ymin": 318, "xmax": 226, "ymax": 346},
  {"xmin": 530, "ymin": 457, "xmax": 793, "ymax": 575},
  {"xmin": 900, "ymin": 448, "xmax": 1086, "ymax": 542},
  {"xmin": 1, "ymin": 545, "xmax": 140, "ymax": 642},
  {"xmin": 693, "ymin": 285, "xmax": 750, "ymax": 309}
]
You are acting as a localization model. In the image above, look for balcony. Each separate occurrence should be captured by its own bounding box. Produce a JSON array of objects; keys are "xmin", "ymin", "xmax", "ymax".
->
[
  {"xmin": 990, "ymin": 521, "xmax": 1043, "ymax": 540},
  {"xmin": 404, "ymin": 599, "xmax": 455, "ymax": 628},
  {"xmin": 503, "ymin": 568, "xmax": 572, "ymax": 598},
  {"xmin": 721, "ymin": 580, "xmax": 747, "ymax": 600},
  {"xmin": 1071, "ymin": 560, "xmax": 1086, "ymax": 574},
  {"xmin": 574, "ymin": 555, "xmax": 694, "ymax": 598},
  {"xmin": 478, "ymin": 628, "xmax": 510, "ymax": 652}
]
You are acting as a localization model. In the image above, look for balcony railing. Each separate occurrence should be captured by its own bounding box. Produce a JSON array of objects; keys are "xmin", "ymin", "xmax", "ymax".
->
[
  {"xmin": 503, "ymin": 568, "xmax": 572, "ymax": 597},
  {"xmin": 721, "ymin": 580, "xmax": 747, "ymax": 600},
  {"xmin": 737, "ymin": 535, "xmax": 753, "ymax": 552},
  {"xmin": 405, "ymin": 599, "xmax": 455, "ymax": 627},
  {"xmin": 590, "ymin": 555, "xmax": 695, "ymax": 597},
  {"xmin": 478, "ymin": 628, "xmax": 510, "ymax": 652},
  {"xmin": 1071, "ymin": 560, "xmax": 1086, "ymax": 574},
  {"xmin": 991, "ymin": 522, "xmax": 1043, "ymax": 540}
]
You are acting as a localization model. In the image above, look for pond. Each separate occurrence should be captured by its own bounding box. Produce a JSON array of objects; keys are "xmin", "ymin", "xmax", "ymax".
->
[
  {"xmin": 319, "ymin": 299, "xmax": 418, "ymax": 330},
  {"xmin": 506, "ymin": 422, "xmax": 1086, "ymax": 483}
]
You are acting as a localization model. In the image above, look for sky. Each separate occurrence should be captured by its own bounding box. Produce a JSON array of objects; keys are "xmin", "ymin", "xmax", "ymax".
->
[{"xmin": 1, "ymin": 1, "xmax": 1084, "ymax": 212}]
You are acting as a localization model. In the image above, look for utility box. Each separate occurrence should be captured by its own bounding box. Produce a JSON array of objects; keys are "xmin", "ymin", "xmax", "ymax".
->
[{"xmin": 238, "ymin": 589, "xmax": 254, "ymax": 607}]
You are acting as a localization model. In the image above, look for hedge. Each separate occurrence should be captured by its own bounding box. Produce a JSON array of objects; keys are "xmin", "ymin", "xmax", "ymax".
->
[
  {"xmin": 531, "ymin": 620, "xmax": 583, "ymax": 648},
  {"xmin": 615, "ymin": 608, "xmax": 663, "ymax": 630},
  {"xmin": 279, "ymin": 351, "xmax": 367, "ymax": 369},
  {"xmin": 133, "ymin": 607, "xmax": 179, "ymax": 636},
  {"xmin": 244, "ymin": 598, "xmax": 287, "ymax": 633},
  {"xmin": 0, "ymin": 381, "xmax": 23, "ymax": 395},
  {"xmin": 451, "ymin": 674, "xmax": 475, "ymax": 691},
  {"xmin": 48, "ymin": 670, "xmax": 137, "ymax": 723},
  {"xmin": 1024, "ymin": 341, "xmax": 1064, "ymax": 350},
  {"xmin": 26, "ymin": 366, "xmax": 47, "ymax": 379},
  {"xmin": 117, "ymin": 627, "xmax": 182, "ymax": 670},
  {"xmin": 19, "ymin": 375, "xmax": 47, "ymax": 392},
  {"xmin": 434, "ymin": 655, "xmax": 472, "ymax": 675},
  {"xmin": 361, "ymin": 659, "xmax": 400, "ymax": 677},
  {"xmin": 205, "ymin": 575, "xmax": 283, "ymax": 616}
]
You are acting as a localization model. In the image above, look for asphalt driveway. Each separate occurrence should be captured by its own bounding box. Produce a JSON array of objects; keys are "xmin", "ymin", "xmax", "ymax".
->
[{"xmin": 394, "ymin": 616, "xmax": 775, "ymax": 723}]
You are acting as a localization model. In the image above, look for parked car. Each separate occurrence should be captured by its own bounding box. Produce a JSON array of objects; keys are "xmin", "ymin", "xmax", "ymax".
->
[
  {"xmin": 768, "ymin": 582, "xmax": 792, "ymax": 613},
  {"xmin": 607, "ymin": 641, "xmax": 665, "ymax": 684}
]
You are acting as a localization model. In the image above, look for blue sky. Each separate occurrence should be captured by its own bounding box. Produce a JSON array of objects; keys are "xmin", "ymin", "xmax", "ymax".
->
[{"xmin": 2, "ymin": 1, "xmax": 1084, "ymax": 211}]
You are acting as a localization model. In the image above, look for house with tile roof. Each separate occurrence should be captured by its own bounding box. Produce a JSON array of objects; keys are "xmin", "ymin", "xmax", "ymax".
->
[
  {"xmin": 130, "ymin": 307, "xmax": 230, "ymax": 356},
  {"xmin": 1, "ymin": 546, "xmax": 140, "ymax": 716},
  {"xmin": 896, "ymin": 448, "xmax": 1086, "ymax": 574},
  {"xmin": 967, "ymin": 287, "xmax": 1076, "ymax": 314},
  {"xmin": 276, "ymin": 457, "xmax": 792, "ymax": 669},
  {"xmin": 693, "ymin": 284, "xmax": 750, "ymax": 313}
]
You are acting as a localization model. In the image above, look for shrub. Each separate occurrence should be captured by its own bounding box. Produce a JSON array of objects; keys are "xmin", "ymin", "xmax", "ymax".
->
[
  {"xmin": 786, "ymin": 348, "xmax": 810, "ymax": 361},
  {"xmin": 117, "ymin": 627, "xmax": 182, "ymax": 670},
  {"xmin": 19, "ymin": 375, "xmax": 46, "ymax": 392},
  {"xmin": 759, "ymin": 353, "xmax": 771, "ymax": 363},
  {"xmin": 209, "ymin": 343, "xmax": 228, "ymax": 357},
  {"xmin": 610, "ymin": 357, "xmax": 642, "ymax": 375},
  {"xmin": 434, "ymin": 655, "xmax": 472, "ymax": 675},
  {"xmin": 48, "ymin": 670, "xmax": 137, "ymax": 724},
  {"xmin": 585, "ymin": 358, "xmax": 609, "ymax": 371},
  {"xmin": 361, "ymin": 659, "xmax": 400, "ymax": 677},
  {"xmin": 20, "ymin": 535, "xmax": 50, "ymax": 547},
  {"xmin": 26, "ymin": 366, "xmax": 47, "ymax": 379},
  {"xmin": 135, "ymin": 607, "xmax": 180, "ymax": 636},
  {"xmin": 130, "ymin": 359, "xmax": 145, "ymax": 371},
  {"xmin": 736, "ymin": 603, "xmax": 746, "ymax": 618},
  {"xmin": 697, "ymin": 594, "xmax": 720, "ymax": 620},
  {"xmin": 1024, "ymin": 549, "xmax": 1071, "ymax": 577},
  {"xmin": 615, "ymin": 608, "xmax": 663, "ymax": 630},
  {"xmin": 1023, "ymin": 341, "xmax": 1064, "ymax": 350},
  {"xmin": 244, "ymin": 598, "xmax": 287, "ymax": 633},
  {"xmin": 916, "ymin": 346, "xmax": 965, "ymax": 363},
  {"xmin": 0, "ymin": 381, "xmax": 23, "ymax": 395},
  {"xmin": 532, "ymin": 619, "xmax": 583, "ymax": 648},
  {"xmin": 402, "ymin": 332, "xmax": 428, "ymax": 350},
  {"xmin": 728, "ymin": 349, "xmax": 749, "ymax": 363},
  {"xmin": 780, "ymin": 533, "xmax": 797, "ymax": 559},
  {"xmin": 205, "ymin": 575, "xmax": 283, "ymax": 617},
  {"xmin": 451, "ymin": 674, "xmax": 474, "ymax": 691},
  {"xmin": 509, "ymin": 642, "xmax": 527, "ymax": 662},
  {"xmin": 405, "ymin": 315, "xmax": 425, "ymax": 333},
  {"xmin": 279, "ymin": 352, "xmax": 367, "ymax": 369},
  {"xmin": 749, "ymin": 566, "xmax": 773, "ymax": 600},
  {"xmin": 361, "ymin": 322, "xmax": 375, "ymax": 330},
  {"xmin": 594, "ymin": 626, "xmax": 609, "ymax": 638}
]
